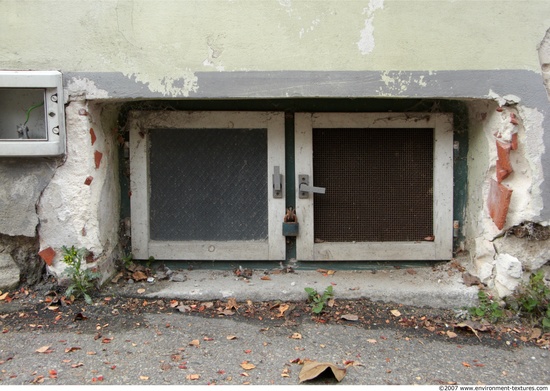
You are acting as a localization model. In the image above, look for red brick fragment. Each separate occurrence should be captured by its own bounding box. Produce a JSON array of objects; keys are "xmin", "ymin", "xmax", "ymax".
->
[
  {"xmin": 511, "ymin": 132, "xmax": 518, "ymax": 151},
  {"xmin": 496, "ymin": 140, "xmax": 513, "ymax": 183},
  {"xmin": 90, "ymin": 128, "xmax": 97, "ymax": 146},
  {"xmin": 38, "ymin": 247, "xmax": 56, "ymax": 266},
  {"xmin": 94, "ymin": 150, "xmax": 103, "ymax": 169},
  {"xmin": 487, "ymin": 179, "xmax": 513, "ymax": 230},
  {"xmin": 84, "ymin": 176, "xmax": 93, "ymax": 186}
]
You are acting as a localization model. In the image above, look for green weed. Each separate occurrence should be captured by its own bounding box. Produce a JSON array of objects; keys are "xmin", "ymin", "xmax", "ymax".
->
[
  {"xmin": 468, "ymin": 290, "xmax": 504, "ymax": 323},
  {"xmin": 61, "ymin": 245, "xmax": 101, "ymax": 304},
  {"xmin": 304, "ymin": 286, "xmax": 334, "ymax": 314},
  {"xmin": 507, "ymin": 270, "xmax": 550, "ymax": 330}
]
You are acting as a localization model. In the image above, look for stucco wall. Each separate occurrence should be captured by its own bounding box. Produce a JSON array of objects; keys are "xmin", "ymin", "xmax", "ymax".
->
[{"xmin": 0, "ymin": 0, "xmax": 549, "ymax": 291}]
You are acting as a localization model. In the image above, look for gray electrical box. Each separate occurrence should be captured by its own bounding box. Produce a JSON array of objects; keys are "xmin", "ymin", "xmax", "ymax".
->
[{"xmin": 0, "ymin": 71, "xmax": 65, "ymax": 156}]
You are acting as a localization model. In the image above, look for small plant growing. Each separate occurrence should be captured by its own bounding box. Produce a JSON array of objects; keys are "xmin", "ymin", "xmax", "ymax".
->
[
  {"xmin": 305, "ymin": 286, "xmax": 334, "ymax": 314},
  {"xmin": 506, "ymin": 270, "xmax": 550, "ymax": 330},
  {"xmin": 61, "ymin": 245, "xmax": 101, "ymax": 304},
  {"xmin": 468, "ymin": 290, "xmax": 504, "ymax": 323}
]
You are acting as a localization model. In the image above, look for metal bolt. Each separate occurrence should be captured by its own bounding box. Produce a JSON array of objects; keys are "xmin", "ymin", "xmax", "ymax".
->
[
  {"xmin": 50, "ymin": 94, "xmax": 58, "ymax": 103},
  {"xmin": 52, "ymin": 126, "xmax": 60, "ymax": 135}
]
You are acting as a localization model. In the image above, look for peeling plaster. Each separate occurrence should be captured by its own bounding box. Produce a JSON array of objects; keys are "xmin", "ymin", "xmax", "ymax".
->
[
  {"xmin": 130, "ymin": 71, "xmax": 199, "ymax": 98},
  {"xmin": 376, "ymin": 70, "xmax": 433, "ymax": 96},
  {"xmin": 357, "ymin": 0, "xmax": 384, "ymax": 55},
  {"xmin": 66, "ymin": 77, "xmax": 110, "ymax": 101}
]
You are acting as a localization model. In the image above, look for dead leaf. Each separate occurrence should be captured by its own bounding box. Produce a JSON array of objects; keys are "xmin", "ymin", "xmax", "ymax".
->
[
  {"xmin": 226, "ymin": 298, "xmax": 239, "ymax": 310},
  {"xmin": 341, "ymin": 314, "xmax": 359, "ymax": 321},
  {"xmin": 260, "ymin": 275, "xmax": 271, "ymax": 281},
  {"xmin": 111, "ymin": 271, "xmax": 124, "ymax": 283},
  {"xmin": 102, "ymin": 337, "xmax": 113, "ymax": 344},
  {"xmin": 298, "ymin": 360, "xmax": 346, "ymax": 383},
  {"xmin": 406, "ymin": 268, "xmax": 417, "ymax": 275},
  {"xmin": 455, "ymin": 321, "xmax": 484, "ymax": 341},
  {"xmin": 281, "ymin": 368, "xmax": 291, "ymax": 377},
  {"xmin": 0, "ymin": 292, "xmax": 9, "ymax": 301},
  {"xmin": 462, "ymin": 362, "xmax": 471, "ymax": 368},
  {"xmin": 186, "ymin": 374, "xmax": 200, "ymax": 380},
  {"xmin": 290, "ymin": 333, "xmax": 302, "ymax": 339},
  {"xmin": 278, "ymin": 304, "xmax": 290, "ymax": 316},
  {"xmin": 462, "ymin": 272, "xmax": 482, "ymax": 287},
  {"xmin": 367, "ymin": 339, "xmax": 377, "ymax": 344},
  {"xmin": 49, "ymin": 369, "xmax": 58, "ymax": 379},
  {"xmin": 424, "ymin": 235, "xmax": 435, "ymax": 241},
  {"xmin": 71, "ymin": 363, "xmax": 84, "ymax": 368},
  {"xmin": 140, "ymin": 375, "xmax": 149, "ymax": 381},
  {"xmin": 447, "ymin": 331, "xmax": 458, "ymax": 339},
  {"xmin": 132, "ymin": 271, "xmax": 148, "ymax": 281},
  {"xmin": 226, "ymin": 335, "xmax": 238, "ymax": 340},
  {"xmin": 390, "ymin": 309, "xmax": 401, "ymax": 317},
  {"xmin": 74, "ymin": 313, "xmax": 88, "ymax": 321},
  {"xmin": 240, "ymin": 361, "xmax": 256, "ymax": 370},
  {"xmin": 530, "ymin": 328, "xmax": 542, "ymax": 340},
  {"xmin": 137, "ymin": 288, "xmax": 146, "ymax": 294},
  {"xmin": 344, "ymin": 360, "xmax": 364, "ymax": 367},
  {"xmin": 65, "ymin": 347, "xmax": 81, "ymax": 353},
  {"xmin": 189, "ymin": 339, "xmax": 200, "ymax": 347},
  {"xmin": 177, "ymin": 305, "xmax": 191, "ymax": 313},
  {"xmin": 36, "ymin": 345, "xmax": 53, "ymax": 354}
]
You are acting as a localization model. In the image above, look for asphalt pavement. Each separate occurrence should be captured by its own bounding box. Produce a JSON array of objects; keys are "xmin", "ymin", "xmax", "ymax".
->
[{"xmin": 0, "ymin": 263, "xmax": 549, "ymax": 386}]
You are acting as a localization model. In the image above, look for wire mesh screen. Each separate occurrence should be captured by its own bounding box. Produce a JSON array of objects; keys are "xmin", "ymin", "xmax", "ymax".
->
[
  {"xmin": 312, "ymin": 128, "xmax": 433, "ymax": 242},
  {"xmin": 149, "ymin": 128, "xmax": 268, "ymax": 241}
]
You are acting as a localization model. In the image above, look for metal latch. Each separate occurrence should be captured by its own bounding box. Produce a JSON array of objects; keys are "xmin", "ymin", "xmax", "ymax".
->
[
  {"xmin": 298, "ymin": 174, "xmax": 326, "ymax": 199},
  {"xmin": 273, "ymin": 166, "xmax": 283, "ymax": 198}
]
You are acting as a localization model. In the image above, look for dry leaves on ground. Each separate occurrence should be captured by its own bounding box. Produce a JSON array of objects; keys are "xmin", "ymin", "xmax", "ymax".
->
[{"xmin": 298, "ymin": 360, "xmax": 346, "ymax": 383}]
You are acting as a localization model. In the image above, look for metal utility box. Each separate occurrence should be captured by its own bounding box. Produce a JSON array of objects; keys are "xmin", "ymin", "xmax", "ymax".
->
[{"xmin": 0, "ymin": 71, "xmax": 65, "ymax": 156}]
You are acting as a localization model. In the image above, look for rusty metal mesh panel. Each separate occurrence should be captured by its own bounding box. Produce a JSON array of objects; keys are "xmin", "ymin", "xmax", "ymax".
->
[
  {"xmin": 149, "ymin": 128, "xmax": 268, "ymax": 241},
  {"xmin": 313, "ymin": 128, "xmax": 433, "ymax": 242}
]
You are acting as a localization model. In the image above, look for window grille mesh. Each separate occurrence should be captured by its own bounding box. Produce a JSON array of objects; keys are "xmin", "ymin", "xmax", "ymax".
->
[
  {"xmin": 149, "ymin": 128, "xmax": 268, "ymax": 241},
  {"xmin": 312, "ymin": 128, "xmax": 433, "ymax": 242}
]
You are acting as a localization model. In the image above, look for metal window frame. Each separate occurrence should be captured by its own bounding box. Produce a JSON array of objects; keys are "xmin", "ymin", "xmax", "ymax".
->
[{"xmin": 0, "ymin": 71, "xmax": 65, "ymax": 156}]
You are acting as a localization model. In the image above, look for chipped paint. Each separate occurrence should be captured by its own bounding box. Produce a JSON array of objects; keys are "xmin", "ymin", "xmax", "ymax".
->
[
  {"xmin": 357, "ymin": 0, "xmax": 384, "ymax": 55},
  {"xmin": 66, "ymin": 77, "xmax": 109, "ymax": 101},
  {"xmin": 376, "ymin": 70, "xmax": 432, "ymax": 96},
  {"xmin": 128, "ymin": 70, "xmax": 199, "ymax": 98}
]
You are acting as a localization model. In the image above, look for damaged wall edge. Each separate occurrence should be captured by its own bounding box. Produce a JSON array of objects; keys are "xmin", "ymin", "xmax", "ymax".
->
[{"xmin": 64, "ymin": 69, "xmax": 550, "ymax": 222}]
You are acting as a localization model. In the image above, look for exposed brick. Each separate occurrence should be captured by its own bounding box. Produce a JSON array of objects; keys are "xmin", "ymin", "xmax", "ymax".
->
[
  {"xmin": 510, "ymin": 113, "xmax": 519, "ymax": 125},
  {"xmin": 38, "ymin": 247, "xmax": 56, "ymax": 266},
  {"xmin": 84, "ymin": 176, "xmax": 93, "ymax": 186},
  {"xmin": 90, "ymin": 128, "xmax": 97, "ymax": 146},
  {"xmin": 511, "ymin": 132, "xmax": 518, "ymax": 151},
  {"xmin": 94, "ymin": 150, "xmax": 103, "ymax": 169},
  {"xmin": 496, "ymin": 140, "xmax": 513, "ymax": 183},
  {"xmin": 488, "ymin": 179, "xmax": 513, "ymax": 230}
]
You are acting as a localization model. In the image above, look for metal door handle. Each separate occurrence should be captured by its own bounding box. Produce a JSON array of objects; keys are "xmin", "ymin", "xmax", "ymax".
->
[
  {"xmin": 298, "ymin": 174, "xmax": 325, "ymax": 198},
  {"xmin": 273, "ymin": 166, "xmax": 283, "ymax": 198}
]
